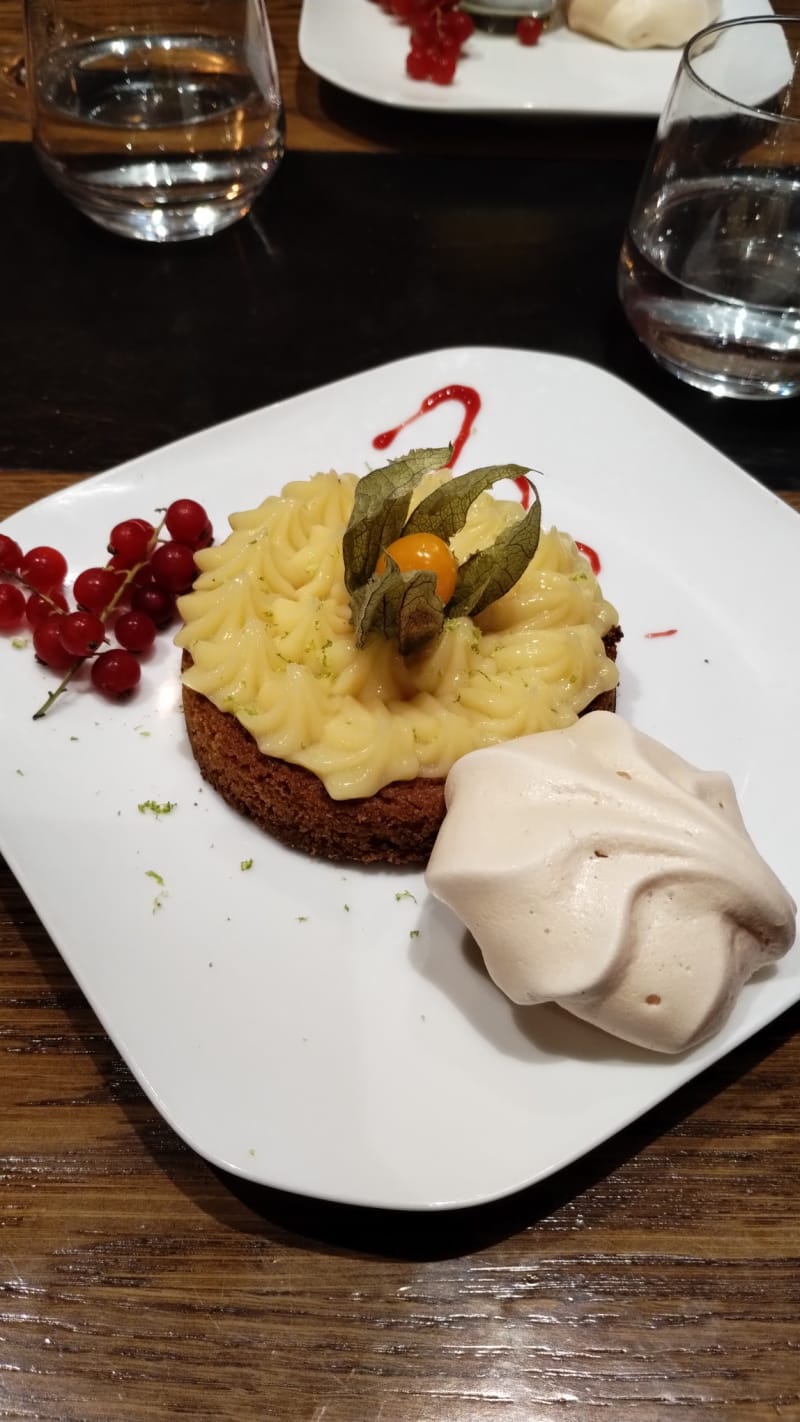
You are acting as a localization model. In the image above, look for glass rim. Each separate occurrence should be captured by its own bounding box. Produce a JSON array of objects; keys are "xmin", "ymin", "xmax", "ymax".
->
[{"xmin": 682, "ymin": 14, "xmax": 800, "ymax": 127}]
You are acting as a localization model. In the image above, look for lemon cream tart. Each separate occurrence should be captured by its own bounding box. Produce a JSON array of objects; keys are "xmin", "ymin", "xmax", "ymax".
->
[{"xmin": 176, "ymin": 451, "xmax": 620, "ymax": 863}]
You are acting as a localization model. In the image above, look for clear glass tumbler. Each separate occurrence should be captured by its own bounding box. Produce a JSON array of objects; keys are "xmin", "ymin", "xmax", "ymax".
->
[
  {"xmin": 23, "ymin": 0, "xmax": 285, "ymax": 242},
  {"xmin": 618, "ymin": 15, "xmax": 800, "ymax": 399}
]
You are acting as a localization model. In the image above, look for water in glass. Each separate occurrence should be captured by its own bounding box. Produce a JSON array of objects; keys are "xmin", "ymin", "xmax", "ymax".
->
[
  {"xmin": 620, "ymin": 172, "xmax": 800, "ymax": 399},
  {"xmin": 32, "ymin": 34, "xmax": 284, "ymax": 241}
]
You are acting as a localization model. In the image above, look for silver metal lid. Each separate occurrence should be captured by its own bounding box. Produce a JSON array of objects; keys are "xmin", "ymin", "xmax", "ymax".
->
[{"xmin": 460, "ymin": 0, "xmax": 557, "ymax": 18}]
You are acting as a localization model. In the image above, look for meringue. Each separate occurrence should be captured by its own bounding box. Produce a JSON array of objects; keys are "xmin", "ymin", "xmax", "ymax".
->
[
  {"xmin": 564, "ymin": 0, "xmax": 722, "ymax": 50},
  {"xmin": 425, "ymin": 712, "xmax": 796, "ymax": 1053}
]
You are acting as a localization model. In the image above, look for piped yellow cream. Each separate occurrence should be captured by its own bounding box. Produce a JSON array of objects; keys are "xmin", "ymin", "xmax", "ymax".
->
[{"xmin": 176, "ymin": 469, "xmax": 619, "ymax": 800}]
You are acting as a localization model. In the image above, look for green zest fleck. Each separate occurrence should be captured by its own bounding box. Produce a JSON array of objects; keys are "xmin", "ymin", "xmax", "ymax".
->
[
  {"xmin": 395, "ymin": 890, "xmax": 417, "ymax": 904},
  {"xmin": 138, "ymin": 799, "xmax": 176, "ymax": 817},
  {"xmin": 11, "ymin": 637, "xmax": 28, "ymax": 649},
  {"xmin": 409, "ymin": 929, "xmax": 420, "ymax": 940},
  {"xmin": 240, "ymin": 858, "xmax": 253, "ymax": 871},
  {"xmin": 145, "ymin": 869, "xmax": 166, "ymax": 912},
  {"xmin": 296, "ymin": 916, "xmax": 308, "ymax": 923},
  {"xmin": 342, "ymin": 446, "xmax": 541, "ymax": 656}
]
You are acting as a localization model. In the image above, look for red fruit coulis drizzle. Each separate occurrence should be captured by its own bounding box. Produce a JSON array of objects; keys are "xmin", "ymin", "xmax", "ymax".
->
[
  {"xmin": 372, "ymin": 385, "xmax": 481, "ymax": 467},
  {"xmin": 575, "ymin": 541, "xmax": 601, "ymax": 575},
  {"xmin": 371, "ymin": 388, "xmax": 612, "ymax": 584},
  {"xmin": 645, "ymin": 628, "xmax": 678, "ymax": 639}
]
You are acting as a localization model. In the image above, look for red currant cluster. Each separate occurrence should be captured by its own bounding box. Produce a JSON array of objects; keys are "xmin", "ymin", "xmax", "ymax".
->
[
  {"xmin": 371, "ymin": 0, "xmax": 475, "ymax": 85},
  {"xmin": 371, "ymin": 1, "xmax": 543, "ymax": 85},
  {"xmin": 0, "ymin": 497, "xmax": 213, "ymax": 717}
]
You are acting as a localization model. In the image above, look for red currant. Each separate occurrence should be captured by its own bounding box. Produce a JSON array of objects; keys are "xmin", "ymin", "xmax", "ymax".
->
[
  {"xmin": 413, "ymin": 14, "xmax": 439, "ymax": 45},
  {"xmin": 407, "ymin": 45, "xmax": 433, "ymax": 78},
  {"xmin": 19, "ymin": 545, "xmax": 68, "ymax": 594},
  {"xmin": 0, "ymin": 582, "xmax": 26, "ymax": 630},
  {"xmin": 107, "ymin": 518, "xmax": 155, "ymax": 569},
  {"xmin": 58, "ymin": 610, "xmax": 106, "ymax": 657},
  {"xmin": 25, "ymin": 589, "xmax": 68, "ymax": 626},
  {"xmin": 446, "ymin": 10, "xmax": 473, "ymax": 42},
  {"xmin": 73, "ymin": 566, "xmax": 125, "ymax": 615},
  {"xmin": 131, "ymin": 583, "xmax": 175, "ymax": 627},
  {"xmin": 149, "ymin": 541, "xmax": 197, "ymax": 594},
  {"xmin": 429, "ymin": 49, "xmax": 457, "ymax": 83},
  {"xmin": 0, "ymin": 534, "xmax": 22, "ymax": 576},
  {"xmin": 165, "ymin": 499, "xmax": 213, "ymax": 550},
  {"xmin": 130, "ymin": 562, "xmax": 156, "ymax": 590},
  {"xmin": 91, "ymin": 649, "xmax": 141, "ymax": 698},
  {"xmin": 516, "ymin": 15, "xmax": 543, "ymax": 44},
  {"xmin": 33, "ymin": 616, "xmax": 76, "ymax": 670},
  {"xmin": 114, "ymin": 609, "xmax": 157, "ymax": 653}
]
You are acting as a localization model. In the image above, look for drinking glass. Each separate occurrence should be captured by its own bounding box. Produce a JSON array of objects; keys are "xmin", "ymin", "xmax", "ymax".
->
[
  {"xmin": 23, "ymin": 0, "xmax": 285, "ymax": 242},
  {"xmin": 618, "ymin": 15, "xmax": 800, "ymax": 399}
]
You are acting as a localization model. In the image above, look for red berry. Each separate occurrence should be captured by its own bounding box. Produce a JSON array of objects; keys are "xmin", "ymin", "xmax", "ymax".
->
[
  {"xmin": 412, "ymin": 14, "xmax": 438, "ymax": 44},
  {"xmin": 33, "ymin": 616, "xmax": 76, "ymax": 669},
  {"xmin": 437, "ymin": 35, "xmax": 461, "ymax": 61},
  {"xmin": 91, "ymin": 649, "xmax": 141, "ymax": 698},
  {"xmin": 73, "ymin": 566, "xmax": 125, "ymax": 615},
  {"xmin": 165, "ymin": 499, "xmax": 213, "ymax": 550},
  {"xmin": 516, "ymin": 15, "xmax": 543, "ymax": 44},
  {"xmin": 131, "ymin": 583, "xmax": 175, "ymax": 627},
  {"xmin": 114, "ymin": 609, "xmax": 157, "ymax": 653},
  {"xmin": 19, "ymin": 545, "xmax": 68, "ymax": 594},
  {"xmin": 429, "ymin": 48, "xmax": 457, "ymax": 83},
  {"xmin": 25, "ymin": 589, "xmax": 68, "ymax": 626},
  {"xmin": 149, "ymin": 541, "xmax": 197, "ymax": 594},
  {"xmin": 130, "ymin": 562, "xmax": 156, "ymax": 588},
  {"xmin": 407, "ymin": 45, "xmax": 433, "ymax": 78},
  {"xmin": 0, "ymin": 582, "xmax": 26, "ymax": 630},
  {"xmin": 58, "ymin": 610, "xmax": 106, "ymax": 658},
  {"xmin": 447, "ymin": 10, "xmax": 474, "ymax": 42},
  {"xmin": 107, "ymin": 518, "xmax": 155, "ymax": 569},
  {"xmin": 0, "ymin": 534, "xmax": 22, "ymax": 576}
]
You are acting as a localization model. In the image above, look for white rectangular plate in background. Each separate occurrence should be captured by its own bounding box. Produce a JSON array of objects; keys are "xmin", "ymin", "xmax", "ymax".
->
[
  {"xmin": 0, "ymin": 347, "xmax": 798, "ymax": 1210},
  {"xmin": 298, "ymin": 0, "xmax": 774, "ymax": 117}
]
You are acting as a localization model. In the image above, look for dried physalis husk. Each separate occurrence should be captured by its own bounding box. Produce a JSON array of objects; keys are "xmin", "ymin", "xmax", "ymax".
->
[{"xmin": 343, "ymin": 447, "xmax": 541, "ymax": 656}]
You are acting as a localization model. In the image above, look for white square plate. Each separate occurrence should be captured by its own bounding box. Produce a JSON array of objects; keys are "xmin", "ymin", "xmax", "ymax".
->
[
  {"xmin": 1, "ymin": 347, "xmax": 798, "ymax": 1210},
  {"xmin": 298, "ymin": 0, "xmax": 773, "ymax": 117}
]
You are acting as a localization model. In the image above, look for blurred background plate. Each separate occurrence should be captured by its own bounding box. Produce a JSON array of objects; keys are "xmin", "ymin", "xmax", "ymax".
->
[{"xmin": 298, "ymin": 0, "xmax": 773, "ymax": 117}]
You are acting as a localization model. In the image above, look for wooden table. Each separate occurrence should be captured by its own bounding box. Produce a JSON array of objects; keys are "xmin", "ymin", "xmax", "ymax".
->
[{"xmin": 1, "ymin": 5, "xmax": 799, "ymax": 1419}]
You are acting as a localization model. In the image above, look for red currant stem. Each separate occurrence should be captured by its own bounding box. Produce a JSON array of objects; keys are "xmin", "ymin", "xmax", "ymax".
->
[
  {"xmin": 32, "ymin": 657, "xmax": 85, "ymax": 719},
  {"xmin": 14, "ymin": 576, "xmax": 65, "ymax": 609},
  {"xmin": 105, "ymin": 559, "xmax": 143, "ymax": 615}
]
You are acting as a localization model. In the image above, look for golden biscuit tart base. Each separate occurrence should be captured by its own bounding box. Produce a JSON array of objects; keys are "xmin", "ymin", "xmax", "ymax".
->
[{"xmin": 181, "ymin": 630, "xmax": 621, "ymax": 866}]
